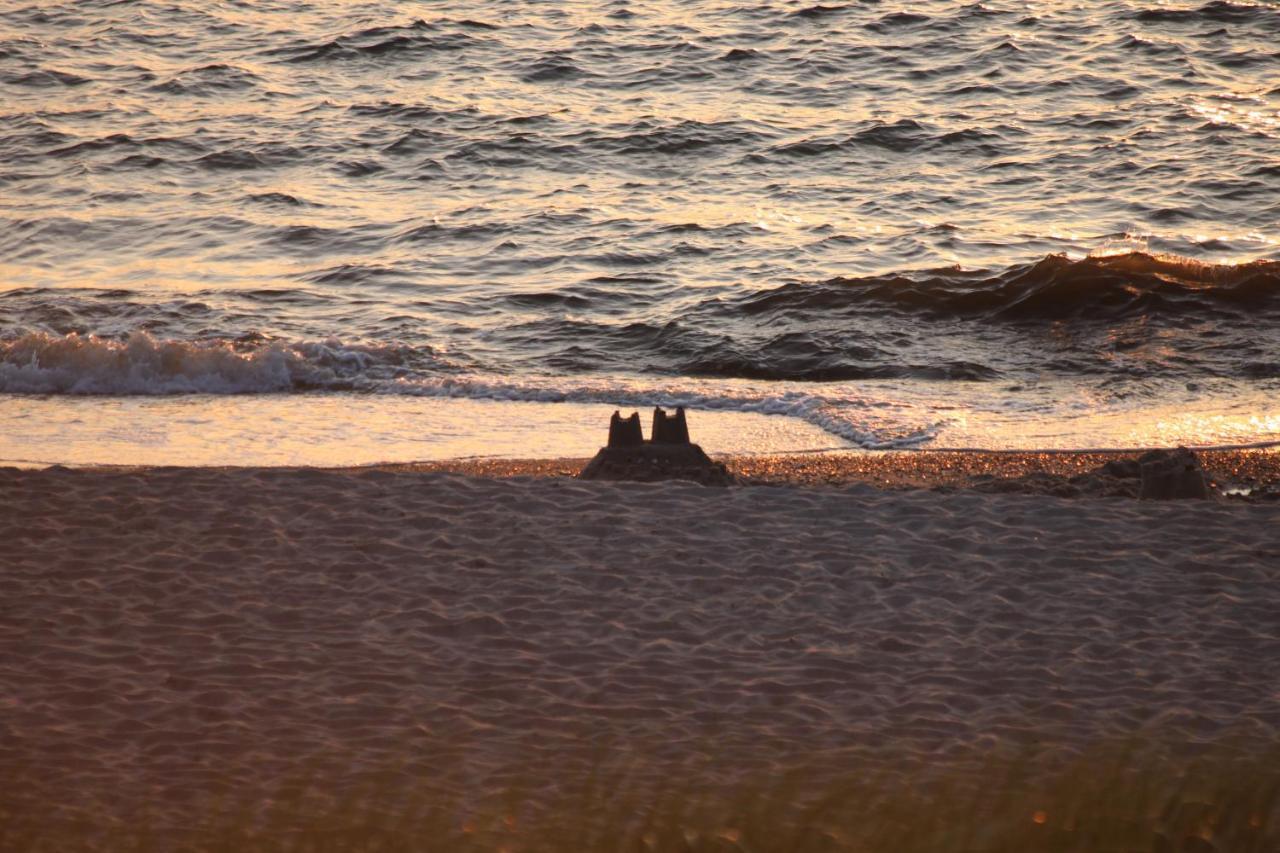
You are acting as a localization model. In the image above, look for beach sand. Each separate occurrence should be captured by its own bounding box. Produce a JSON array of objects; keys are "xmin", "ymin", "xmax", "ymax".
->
[
  {"xmin": 2, "ymin": 456, "xmax": 1279, "ymax": 845},
  {"xmin": 410, "ymin": 446, "xmax": 1280, "ymax": 495}
]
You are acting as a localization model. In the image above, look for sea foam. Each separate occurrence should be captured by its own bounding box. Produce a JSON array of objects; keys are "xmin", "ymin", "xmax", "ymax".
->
[
  {"xmin": 0, "ymin": 331, "xmax": 941, "ymax": 448},
  {"xmin": 0, "ymin": 332, "xmax": 397, "ymax": 395}
]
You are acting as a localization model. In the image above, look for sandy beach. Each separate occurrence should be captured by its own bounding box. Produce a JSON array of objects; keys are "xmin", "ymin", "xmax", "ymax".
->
[{"xmin": 3, "ymin": 457, "xmax": 1278, "ymax": 846}]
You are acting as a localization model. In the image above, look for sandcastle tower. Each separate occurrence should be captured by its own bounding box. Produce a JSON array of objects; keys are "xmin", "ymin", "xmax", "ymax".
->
[{"xmin": 578, "ymin": 406, "xmax": 734, "ymax": 486}]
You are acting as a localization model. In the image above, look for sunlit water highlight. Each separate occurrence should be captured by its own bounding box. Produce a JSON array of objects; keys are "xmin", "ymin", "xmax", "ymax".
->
[{"xmin": 2, "ymin": 0, "xmax": 1279, "ymax": 459}]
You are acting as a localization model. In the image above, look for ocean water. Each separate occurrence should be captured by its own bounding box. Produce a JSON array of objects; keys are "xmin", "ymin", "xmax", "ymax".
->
[{"xmin": 3, "ymin": 0, "xmax": 1279, "ymax": 462}]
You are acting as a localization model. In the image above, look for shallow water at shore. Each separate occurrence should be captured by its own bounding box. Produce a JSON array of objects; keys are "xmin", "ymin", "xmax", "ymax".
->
[{"xmin": 3, "ymin": 386, "xmax": 1279, "ymax": 467}]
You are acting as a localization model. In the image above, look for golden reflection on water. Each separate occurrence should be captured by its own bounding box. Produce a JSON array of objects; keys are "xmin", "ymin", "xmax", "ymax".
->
[{"xmin": 0, "ymin": 396, "xmax": 852, "ymax": 467}]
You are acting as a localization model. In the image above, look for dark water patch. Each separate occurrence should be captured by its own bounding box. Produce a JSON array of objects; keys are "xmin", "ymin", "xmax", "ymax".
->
[
  {"xmin": 0, "ymin": 123, "xmax": 74, "ymax": 155},
  {"xmin": 656, "ymin": 223, "xmax": 707, "ymax": 234},
  {"xmin": 1115, "ymin": 34, "xmax": 1186, "ymax": 57},
  {"xmin": 148, "ymin": 63, "xmax": 261, "ymax": 96},
  {"xmin": 491, "ymin": 314, "xmax": 1000, "ymax": 383},
  {"xmin": 761, "ymin": 137, "xmax": 847, "ymax": 159},
  {"xmin": 196, "ymin": 150, "xmax": 267, "ymax": 170},
  {"xmin": 4, "ymin": 69, "xmax": 90, "ymax": 87},
  {"xmin": 1148, "ymin": 206, "xmax": 1195, "ymax": 223},
  {"xmin": 0, "ymin": 171, "xmax": 44, "ymax": 184},
  {"xmin": 1095, "ymin": 81, "xmax": 1145, "ymax": 101},
  {"xmin": 394, "ymin": 221, "xmax": 510, "ymax": 245},
  {"xmin": 1210, "ymin": 49, "xmax": 1277, "ymax": 70},
  {"xmin": 1241, "ymin": 362, "xmax": 1280, "ymax": 379},
  {"xmin": 811, "ymin": 233, "xmax": 867, "ymax": 248},
  {"xmin": 521, "ymin": 53, "xmax": 587, "ymax": 82},
  {"xmin": 335, "ymin": 160, "xmax": 385, "ymax": 177},
  {"xmin": 980, "ymin": 39, "xmax": 1026, "ymax": 57},
  {"xmin": 382, "ymin": 129, "xmax": 450, "ymax": 155},
  {"xmin": 245, "ymin": 192, "xmax": 316, "ymax": 207},
  {"xmin": 582, "ymin": 251, "xmax": 670, "ymax": 268},
  {"xmin": 934, "ymin": 127, "xmax": 1007, "ymax": 155},
  {"xmin": 0, "ymin": 290, "xmax": 231, "ymax": 340},
  {"xmin": 194, "ymin": 143, "xmax": 304, "ymax": 171},
  {"xmin": 504, "ymin": 112, "xmax": 560, "ymax": 126},
  {"xmin": 348, "ymin": 102, "xmax": 479, "ymax": 121},
  {"xmin": 583, "ymin": 274, "xmax": 666, "ymax": 287},
  {"xmin": 733, "ymin": 254, "xmax": 1280, "ymax": 324},
  {"xmin": 264, "ymin": 224, "xmax": 382, "ymax": 255},
  {"xmin": 790, "ymin": 5, "xmax": 854, "ymax": 21},
  {"xmin": 303, "ymin": 264, "xmax": 411, "ymax": 286},
  {"xmin": 264, "ymin": 20, "xmax": 480, "ymax": 64},
  {"xmin": 104, "ymin": 154, "xmax": 167, "ymax": 171},
  {"xmin": 578, "ymin": 120, "xmax": 764, "ymax": 157},
  {"xmin": 851, "ymin": 119, "xmax": 933, "ymax": 152},
  {"xmin": 502, "ymin": 290, "xmax": 595, "ymax": 310},
  {"xmin": 907, "ymin": 61, "xmax": 976, "ymax": 82},
  {"xmin": 682, "ymin": 352, "xmax": 999, "ymax": 382},
  {"xmin": 413, "ymin": 159, "xmax": 447, "ymax": 180},
  {"xmin": 47, "ymin": 134, "xmax": 206, "ymax": 163},
  {"xmin": 444, "ymin": 135, "xmax": 551, "ymax": 168},
  {"xmin": 863, "ymin": 11, "xmax": 932, "ymax": 33},
  {"xmin": 1135, "ymin": 1, "xmax": 1276, "ymax": 24},
  {"xmin": 47, "ymin": 133, "xmax": 139, "ymax": 157}
]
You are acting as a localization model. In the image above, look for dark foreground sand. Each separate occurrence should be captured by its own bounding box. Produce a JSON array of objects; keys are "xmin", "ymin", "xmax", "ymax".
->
[{"xmin": 2, "ymin": 456, "xmax": 1279, "ymax": 843}]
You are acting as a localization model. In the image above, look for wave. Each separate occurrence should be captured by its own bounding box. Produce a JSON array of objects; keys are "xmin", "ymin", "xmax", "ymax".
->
[
  {"xmin": 0, "ymin": 333, "xmax": 441, "ymax": 395},
  {"xmin": 1135, "ymin": 1, "xmax": 1279, "ymax": 24},
  {"xmin": 147, "ymin": 63, "xmax": 261, "ymax": 96},
  {"xmin": 733, "ymin": 252, "xmax": 1280, "ymax": 322},
  {"xmin": 3, "ymin": 252, "xmax": 1278, "ymax": 391},
  {"xmin": 0, "ymin": 333, "xmax": 938, "ymax": 448},
  {"xmin": 264, "ymin": 20, "xmax": 482, "ymax": 64},
  {"xmin": 3, "ymin": 68, "xmax": 89, "ymax": 87}
]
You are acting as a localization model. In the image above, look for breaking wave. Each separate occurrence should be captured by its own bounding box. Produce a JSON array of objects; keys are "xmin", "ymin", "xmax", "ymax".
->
[
  {"xmin": 3, "ymin": 252, "xmax": 1279, "ymax": 393},
  {"xmin": 732, "ymin": 252, "xmax": 1280, "ymax": 322},
  {"xmin": 0, "ymin": 332, "xmax": 435, "ymax": 395},
  {"xmin": 0, "ymin": 332, "xmax": 939, "ymax": 448}
]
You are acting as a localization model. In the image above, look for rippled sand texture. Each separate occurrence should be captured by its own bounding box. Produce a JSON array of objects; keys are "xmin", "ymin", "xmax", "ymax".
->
[{"xmin": 2, "ymin": 467, "xmax": 1278, "ymax": 834}]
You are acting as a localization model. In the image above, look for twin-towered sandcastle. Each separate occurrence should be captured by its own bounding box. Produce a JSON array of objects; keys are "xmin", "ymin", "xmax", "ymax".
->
[
  {"xmin": 578, "ymin": 406, "xmax": 735, "ymax": 486},
  {"xmin": 604, "ymin": 406, "xmax": 689, "ymax": 447}
]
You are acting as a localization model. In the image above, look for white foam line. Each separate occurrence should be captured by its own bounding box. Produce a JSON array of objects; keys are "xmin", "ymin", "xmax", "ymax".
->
[{"xmin": 385, "ymin": 375, "xmax": 942, "ymax": 450}]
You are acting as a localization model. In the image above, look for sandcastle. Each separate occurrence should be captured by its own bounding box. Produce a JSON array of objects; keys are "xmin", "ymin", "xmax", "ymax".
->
[{"xmin": 577, "ymin": 407, "xmax": 735, "ymax": 486}]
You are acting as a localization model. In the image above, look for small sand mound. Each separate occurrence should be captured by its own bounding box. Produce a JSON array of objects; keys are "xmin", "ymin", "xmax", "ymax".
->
[
  {"xmin": 578, "ymin": 442, "xmax": 735, "ymax": 486},
  {"xmin": 578, "ymin": 407, "xmax": 735, "ymax": 486}
]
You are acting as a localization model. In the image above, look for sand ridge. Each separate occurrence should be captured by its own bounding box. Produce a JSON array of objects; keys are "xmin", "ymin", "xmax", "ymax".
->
[{"xmin": 2, "ymin": 466, "xmax": 1279, "ymax": 833}]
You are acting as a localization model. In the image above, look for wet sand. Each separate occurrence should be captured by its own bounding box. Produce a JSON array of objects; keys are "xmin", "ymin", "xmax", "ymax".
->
[
  {"xmin": 405, "ymin": 446, "xmax": 1280, "ymax": 495},
  {"xmin": 3, "ymin": 455, "xmax": 1279, "ymax": 842}
]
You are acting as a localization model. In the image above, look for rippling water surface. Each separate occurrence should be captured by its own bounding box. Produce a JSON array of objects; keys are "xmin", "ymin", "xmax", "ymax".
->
[{"xmin": 3, "ymin": 0, "xmax": 1279, "ymax": 456}]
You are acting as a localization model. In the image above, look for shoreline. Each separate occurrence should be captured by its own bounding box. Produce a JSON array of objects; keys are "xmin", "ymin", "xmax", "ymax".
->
[
  {"xmin": 367, "ymin": 446, "xmax": 1280, "ymax": 498},
  {"xmin": 24, "ymin": 444, "xmax": 1280, "ymax": 482},
  {"xmin": 12, "ymin": 444, "xmax": 1280, "ymax": 499}
]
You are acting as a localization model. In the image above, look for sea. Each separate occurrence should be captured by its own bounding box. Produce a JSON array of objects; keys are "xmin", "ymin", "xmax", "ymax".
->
[{"xmin": 2, "ymin": 0, "xmax": 1279, "ymax": 465}]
